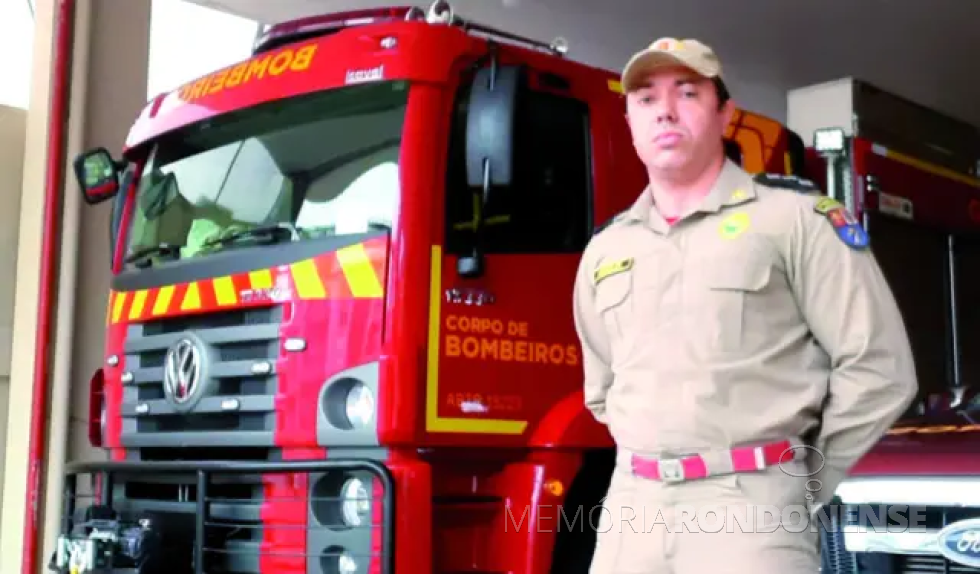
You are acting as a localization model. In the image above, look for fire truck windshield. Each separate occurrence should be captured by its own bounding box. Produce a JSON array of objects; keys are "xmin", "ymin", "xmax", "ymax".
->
[{"xmin": 122, "ymin": 80, "xmax": 408, "ymax": 267}]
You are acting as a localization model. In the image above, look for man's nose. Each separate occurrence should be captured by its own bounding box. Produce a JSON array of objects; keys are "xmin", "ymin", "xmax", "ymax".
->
[{"xmin": 655, "ymin": 96, "xmax": 678, "ymax": 123}]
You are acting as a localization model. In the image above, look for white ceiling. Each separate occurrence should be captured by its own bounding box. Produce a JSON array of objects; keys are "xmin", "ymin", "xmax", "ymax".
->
[{"xmin": 190, "ymin": 0, "xmax": 980, "ymax": 130}]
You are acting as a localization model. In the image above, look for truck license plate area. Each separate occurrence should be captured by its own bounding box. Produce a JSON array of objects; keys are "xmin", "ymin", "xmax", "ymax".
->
[{"xmin": 53, "ymin": 459, "xmax": 394, "ymax": 574}]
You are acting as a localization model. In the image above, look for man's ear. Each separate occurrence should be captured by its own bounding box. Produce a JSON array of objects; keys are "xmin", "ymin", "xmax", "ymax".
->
[{"xmin": 719, "ymin": 98, "xmax": 737, "ymax": 125}]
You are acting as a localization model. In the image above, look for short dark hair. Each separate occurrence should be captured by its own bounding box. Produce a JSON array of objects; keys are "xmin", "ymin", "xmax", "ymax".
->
[{"xmin": 713, "ymin": 77, "xmax": 730, "ymax": 108}]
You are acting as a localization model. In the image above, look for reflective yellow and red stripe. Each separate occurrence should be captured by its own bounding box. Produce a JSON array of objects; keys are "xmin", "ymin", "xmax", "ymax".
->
[{"xmin": 106, "ymin": 239, "xmax": 387, "ymax": 325}]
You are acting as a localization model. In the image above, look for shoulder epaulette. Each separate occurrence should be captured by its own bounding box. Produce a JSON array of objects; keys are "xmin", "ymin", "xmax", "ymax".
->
[
  {"xmin": 753, "ymin": 172, "xmax": 819, "ymax": 193},
  {"xmin": 592, "ymin": 211, "xmax": 627, "ymax": 236}
]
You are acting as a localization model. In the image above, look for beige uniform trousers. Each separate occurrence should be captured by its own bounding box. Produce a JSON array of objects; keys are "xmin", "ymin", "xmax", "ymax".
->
[{"xmin": 589, "ymin": 451, "xmax": 821, "ymax": 573}]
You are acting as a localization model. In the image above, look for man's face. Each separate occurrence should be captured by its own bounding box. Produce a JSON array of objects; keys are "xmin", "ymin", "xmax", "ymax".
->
[{"xmin": 625, "ymin": 65, "xmax": 734, "ymax": 174}]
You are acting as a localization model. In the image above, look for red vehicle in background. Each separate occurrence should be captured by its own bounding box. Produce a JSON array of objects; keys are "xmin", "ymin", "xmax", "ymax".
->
[
  {"xmin": 793, "ymin": 79, "xmax": 980, "ymax": 573},
  {"xmin": 51, "ymin": 3, "xmax": 854, "ymax": 573}
]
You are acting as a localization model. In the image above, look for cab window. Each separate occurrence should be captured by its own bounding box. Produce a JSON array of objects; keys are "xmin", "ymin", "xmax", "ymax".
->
[
  {"xmin": 445, "ymin": 77, "xmax": 592, "ymax": 255},
  {"xmin": 123, "ymin": 81, "xmax": 407, "ymax": 267}
]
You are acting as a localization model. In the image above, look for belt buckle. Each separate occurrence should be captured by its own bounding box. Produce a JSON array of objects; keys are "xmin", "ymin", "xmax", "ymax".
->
[{"xmin": 658, "ymin": 458, "xmax": 686, "ymax": 483}]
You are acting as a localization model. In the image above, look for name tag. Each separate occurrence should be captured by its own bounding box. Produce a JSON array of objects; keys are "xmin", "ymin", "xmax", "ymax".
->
[{"xmin": 593, "ymin": 258, "xmax": 633, "ymax": 284}]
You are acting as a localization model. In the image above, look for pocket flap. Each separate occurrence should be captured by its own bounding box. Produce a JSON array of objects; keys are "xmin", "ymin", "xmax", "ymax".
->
[
  {"xmin": 595, "ymin": 270, "xmax": 631, "ymax": 313},
  {"xmin": 703, "ymin": 251, "xmax": 772, "ymax": 292}
]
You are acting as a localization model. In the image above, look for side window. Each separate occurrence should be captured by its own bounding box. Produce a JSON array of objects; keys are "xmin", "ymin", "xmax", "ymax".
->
[{"xmin": 445, "ymin": 77, "xmax": 592, "ymax": 255}]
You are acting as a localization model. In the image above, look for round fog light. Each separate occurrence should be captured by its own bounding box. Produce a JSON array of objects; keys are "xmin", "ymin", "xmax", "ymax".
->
[
  {"xmin": 345, "ymin": 383, "xmax": 375, "ymax": 428},
  {"xmin": 341, "ymin": 477, "xmax": 370, "ymax": 527}
]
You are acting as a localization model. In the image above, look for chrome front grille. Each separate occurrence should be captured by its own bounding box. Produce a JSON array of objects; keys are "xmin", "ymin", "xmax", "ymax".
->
[
  {"xmin": 820, "ymin": 507, "xmax": 859, "ymax": 573},
  {"xmin": 821, "ymin": 504, "xmax": 980, "ymax": 573},
  {"xmin": 895, "ymin": 555, "xmax": 980, "ymax": 573},
  {"xmin": 120, "ymin": 306, "xmax": 282, "ymax": 450}
]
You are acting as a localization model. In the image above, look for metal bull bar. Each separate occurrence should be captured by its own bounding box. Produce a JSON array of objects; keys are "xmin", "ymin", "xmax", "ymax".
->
[{"xmin": 50, "ymin": 458, "xmax": 395, "ymax": 574}]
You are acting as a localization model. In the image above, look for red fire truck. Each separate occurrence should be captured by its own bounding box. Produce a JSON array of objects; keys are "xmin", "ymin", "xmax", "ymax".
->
[
  {"xmin": 52, "ymin": 2, "xmax": 976, "ymax": 573},
  {"xmin": 793, "ymin": 80, "xmax": 980, "ymax": 573}
]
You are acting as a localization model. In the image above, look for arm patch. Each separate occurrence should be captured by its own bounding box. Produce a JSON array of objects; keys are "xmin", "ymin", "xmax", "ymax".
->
[
  {"xmin": 813, "ymin": 197, "xmax": 870, "ymax": 251},
  {"xmin": 754, "ymin": 172, "xmax": 818, "ymax": 193}
]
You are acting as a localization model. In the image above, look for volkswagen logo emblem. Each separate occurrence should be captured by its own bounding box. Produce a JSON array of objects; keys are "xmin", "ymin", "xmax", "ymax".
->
[{"xmin": 164, "ymin": 338, "xmax": 202, "ymax": 406}]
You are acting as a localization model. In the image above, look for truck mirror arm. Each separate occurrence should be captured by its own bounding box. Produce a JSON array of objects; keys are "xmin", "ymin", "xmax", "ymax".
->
[{"xmin": 457, "ymin": 158, "xmax": 490, "ymax": 278}]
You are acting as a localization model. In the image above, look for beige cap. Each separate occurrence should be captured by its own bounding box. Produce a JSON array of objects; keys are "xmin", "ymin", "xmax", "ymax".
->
[{"xmin": 621, "ymin": 37, "xmax": 723, "ymax": 92}]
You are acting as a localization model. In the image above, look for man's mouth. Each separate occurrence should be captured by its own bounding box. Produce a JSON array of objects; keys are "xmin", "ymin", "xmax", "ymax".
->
[{"xmin": 654, "ymin": 131, "xmax": 683, "ymax": 146}]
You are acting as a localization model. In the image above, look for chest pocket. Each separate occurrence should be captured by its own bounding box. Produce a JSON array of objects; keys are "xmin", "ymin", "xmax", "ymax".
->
[
  {"xmin": 689, "ymin": 244, "xmax": 774, "ymax": 353},
  {"xmin": 593, "ymin": 258, "xmax": 634, "ymax": 340}
]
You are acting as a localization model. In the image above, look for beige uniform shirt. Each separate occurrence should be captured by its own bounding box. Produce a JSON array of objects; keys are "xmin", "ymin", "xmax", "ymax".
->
[{"xmin": 572, "ymin": 159, "xmax": 918, "ymax": 503}]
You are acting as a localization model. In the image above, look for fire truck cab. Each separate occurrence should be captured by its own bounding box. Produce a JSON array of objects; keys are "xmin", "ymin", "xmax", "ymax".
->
[{"xmin": 48, "ymin": 3, "xmax": 908, "ymax": 574}]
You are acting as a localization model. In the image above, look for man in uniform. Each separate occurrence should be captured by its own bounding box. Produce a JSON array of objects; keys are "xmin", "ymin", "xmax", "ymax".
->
[{"xmin": 571, "ymin": 37, "xmax": 918, "ymax": 572}]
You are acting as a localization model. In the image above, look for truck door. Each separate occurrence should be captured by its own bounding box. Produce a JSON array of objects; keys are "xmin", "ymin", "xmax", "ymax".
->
[{"xmin": 431, "ymin": 67, "xmax": 594, "ymax": 442}]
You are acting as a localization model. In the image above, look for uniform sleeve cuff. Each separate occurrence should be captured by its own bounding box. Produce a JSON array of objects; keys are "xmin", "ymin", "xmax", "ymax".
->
[{"xmin": 810, "ymin": 465, "xmax": 847, "ymax": 507}]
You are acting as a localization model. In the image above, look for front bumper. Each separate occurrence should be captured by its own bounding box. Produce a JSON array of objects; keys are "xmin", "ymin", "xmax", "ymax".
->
[{"xmin": 50, "ymin": 458, "xmax": 394, "ymax": 574}]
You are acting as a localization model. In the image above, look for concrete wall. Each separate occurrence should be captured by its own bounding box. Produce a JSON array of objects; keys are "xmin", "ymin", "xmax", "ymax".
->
[
  {"xmin": 0, "ymin": 1, "xmax": 151, "ymax": 569},
  {"xmin": 0, "ymin": 0, "xmax": 56, "ymax": 554},
  {"xmin": 0, "ymin": 105, "xmax": 27, "ymax": 521},
  {"xmin": 67, "ymin": 0, "xmax": 152, "ymax": 469}
]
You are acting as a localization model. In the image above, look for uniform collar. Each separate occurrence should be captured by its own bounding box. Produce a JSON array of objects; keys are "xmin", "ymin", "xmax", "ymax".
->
[
  {"xmin": 625, "ymin": 186, "xmax": 655, "ymax": 225},
  {"xmin": 695, "ymin": 159, "xmax": 757, "ymax": 213},
  {"xmin": 624, "ymin": 159, "xmax": 757, "ymax": 233}
]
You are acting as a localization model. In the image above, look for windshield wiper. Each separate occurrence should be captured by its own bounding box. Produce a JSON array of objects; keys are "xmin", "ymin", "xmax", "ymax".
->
[
  {"xmin": 124, "ymin": 243, "xmax": 181, "ymax": 268},
  {"xmin": 202, "ymin": 223, "xmax": 301, "ymax": 250},
  {"xmin": 368, "ymin": 220, "xmax": 391, "ymax": 232}
]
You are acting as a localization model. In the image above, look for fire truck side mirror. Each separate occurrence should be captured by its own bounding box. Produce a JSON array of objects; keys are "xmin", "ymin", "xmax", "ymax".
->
[
  {"xmin": 73, "ymin": 147, "xmax": 121, "ymax": 205},
  {"xmin": 464, "ymin": 65, "xmax": 522, "ymax": 189},
  {"xmin": 457, "ymin": 65, "xmax": 523, "ymax": 278}
]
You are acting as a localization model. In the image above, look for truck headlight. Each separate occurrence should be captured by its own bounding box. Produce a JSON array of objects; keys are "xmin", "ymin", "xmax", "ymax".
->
[
  {"xmin": 345, "ymin": 383, "xmax": 374, "ymax": 428},
  {"xmin": 341, "ymin": 477, "xmax": 370, "ymax": 527},
  {"xmin": 320, "ymin": 371, "xmax": 378, "ymax": 432}
]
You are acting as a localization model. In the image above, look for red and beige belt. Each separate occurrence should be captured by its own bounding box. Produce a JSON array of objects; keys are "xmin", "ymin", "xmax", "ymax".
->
[{"xmin": 629, "ymin": 439, "xmax": 807, "ymax": 483}]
